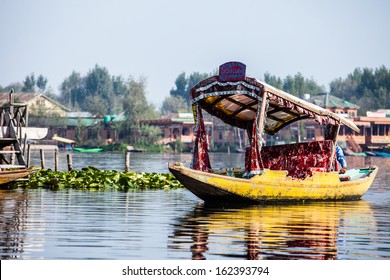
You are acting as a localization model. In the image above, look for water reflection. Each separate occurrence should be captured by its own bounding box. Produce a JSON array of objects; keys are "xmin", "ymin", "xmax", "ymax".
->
[
  {"xmin": 0, "ymin": 190, "xmax": 28, "ymax": 259},
  {"xmin": 169, "ymin": 201, "xmax": 377, "ymax": 260}
]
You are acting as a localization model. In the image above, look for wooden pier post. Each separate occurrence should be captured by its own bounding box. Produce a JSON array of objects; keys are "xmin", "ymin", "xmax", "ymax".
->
[
  {"xmin": 67, "ymin": 154, "xmax": 73, "ymax": 171},
  {"xmin": 10, "ymin": 150, "xmax": 15, "ymax": 165},
  {"xmin": 125, "ymin": 151, "xmax": 130, "ymax": 172},
  {"xmin": 26, "ymin": 143, "xmax": 31, "ymax": 167},
  {"xmin": 54, "ymin": 150, "xmax": 59, "ymax": 171},
  {"xmin": 40, "ymin": 149, "xmax": 45, "ymax": 169}
]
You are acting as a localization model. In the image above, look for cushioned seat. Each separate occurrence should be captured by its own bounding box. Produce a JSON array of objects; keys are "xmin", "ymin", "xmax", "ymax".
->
[{"xmin": 260, "ymin": 140, "xmax": 334, "ymax": 179}]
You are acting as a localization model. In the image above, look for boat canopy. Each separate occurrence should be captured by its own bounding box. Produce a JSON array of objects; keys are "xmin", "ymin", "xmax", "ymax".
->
[
  {"xmin": 191, "ymin": 78, "xmax": 359, "ymax": 135},
  {"xmin": 190, "ymin": 63, "xmax": 359, "ymax": 134}
]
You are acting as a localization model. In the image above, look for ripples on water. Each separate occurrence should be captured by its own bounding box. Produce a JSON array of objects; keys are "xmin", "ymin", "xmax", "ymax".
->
[{"xmin": 0, "ymin": 153, "xmax": 389, "ymax": 260}]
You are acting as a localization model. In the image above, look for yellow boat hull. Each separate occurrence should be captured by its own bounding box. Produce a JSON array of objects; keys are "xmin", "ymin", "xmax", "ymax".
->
[{"xmin": 169, "ymin": 163, "xmax": 379, "ymax": 203}]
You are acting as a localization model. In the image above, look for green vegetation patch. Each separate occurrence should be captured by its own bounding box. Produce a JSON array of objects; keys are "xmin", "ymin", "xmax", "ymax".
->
[{"xmin": 10, "ymin": 167, "xmax": 183, "ymax": 191}]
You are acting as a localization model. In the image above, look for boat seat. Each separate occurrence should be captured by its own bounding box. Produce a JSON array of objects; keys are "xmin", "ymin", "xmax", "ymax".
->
[
  {"xmin": 260, "ymin": 140, "xmax": 333, "ymax": 179},
  {"xmin": 214, "ymin": 167, "xmax": 244, "ymax": 177}
]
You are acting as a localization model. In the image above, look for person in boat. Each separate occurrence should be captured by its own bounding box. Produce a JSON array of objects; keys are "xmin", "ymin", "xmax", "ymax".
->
[{"xmin": 336, "ymin": 145, "xmax": 347, "ymax": 174}]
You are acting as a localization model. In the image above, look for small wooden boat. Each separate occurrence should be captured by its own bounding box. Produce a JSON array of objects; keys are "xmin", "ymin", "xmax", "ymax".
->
[
  {"xmin": 375, "ymin": 145, "xmax": 390, "ymax": 157},
  {"xmin": 375, "ymin": 151, "xmax": 390, "ymax": 157},
  {"xmin": 73, "ymin": 147, "xmax": 103, "ymax": 153},
  {"xmin": 0, "ymin": 168, "xmax": 37, "ymax": 186},
  {"xmin": 169, "ymin": 61, "xmax": 379, "ymax": 203}
]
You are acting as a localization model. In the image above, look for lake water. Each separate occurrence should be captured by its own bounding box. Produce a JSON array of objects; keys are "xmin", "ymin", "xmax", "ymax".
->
[{"xmin": 1, "ymin": 153, "xmax": 389, "ymax": 260}]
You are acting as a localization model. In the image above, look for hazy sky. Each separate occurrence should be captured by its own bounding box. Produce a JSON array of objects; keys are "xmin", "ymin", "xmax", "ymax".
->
[{"xmin": 1, "ymin": 0, "xmax": 389, "ymax": 108}]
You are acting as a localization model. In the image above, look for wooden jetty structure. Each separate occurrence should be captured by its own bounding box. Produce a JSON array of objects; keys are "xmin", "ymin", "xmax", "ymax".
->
[{"xmin": 0, "ymin": 90, "xmax": 36, "ymax": 184}]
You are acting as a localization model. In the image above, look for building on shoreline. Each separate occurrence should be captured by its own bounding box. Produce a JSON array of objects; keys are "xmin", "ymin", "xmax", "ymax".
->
[{"xmin": 1, "ymin": 92, "xmax": 389, "ymax": 152}]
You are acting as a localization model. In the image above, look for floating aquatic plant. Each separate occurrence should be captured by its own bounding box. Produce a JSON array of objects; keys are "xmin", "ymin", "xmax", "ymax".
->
[{"xmin": 11, "ymin": 166, "xmax": 183, "ymax": 191}]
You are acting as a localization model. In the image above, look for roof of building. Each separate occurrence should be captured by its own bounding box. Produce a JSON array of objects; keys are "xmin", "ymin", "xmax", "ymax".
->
[
  {"xmin": 309, "ymin": 93, "xmax": 360, "ymax": 109},
  {"xmin": 0, "ymin": 92, "xmax": 71, "ymax": 111}
]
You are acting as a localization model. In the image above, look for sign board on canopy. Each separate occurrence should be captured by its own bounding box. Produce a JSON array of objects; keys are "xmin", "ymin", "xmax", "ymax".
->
[{"xmin": 218, "ymin": 61, "xmax": 246, "ymax": 82}]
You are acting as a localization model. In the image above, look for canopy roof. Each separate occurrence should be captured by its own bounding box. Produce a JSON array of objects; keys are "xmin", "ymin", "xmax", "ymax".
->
[{"xmin": 191, "ymin": 75, "xmax": 359, "ymax": 134}]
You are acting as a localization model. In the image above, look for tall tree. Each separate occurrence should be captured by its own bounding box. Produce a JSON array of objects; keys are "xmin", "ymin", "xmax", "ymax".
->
[
  {"xmin": 188, "ymin": 72, "xmax": 209, "ymax": 91},
  {"xmin": 170, "ymin": 72, "xmax": 187, "ymax": 102},
  {"xmin": 1, "ymin": 82, "xmax": 23, "ymax": 92},
  {"xmin": 111, "ymin": 75, "xmax": 127, "ymax": 114},
  {"xmin": 161, "ymin": 95, "xmax": 188, "ymax": 114},
  {"xmin": 123, "ymin": 76, "xmax": 158, "ymax": 124},
  {"xmin": 84, "ymin": 95, "xmax": 107, "ymax": 116},
  {"xmin": 165, "ymin": 71, "xmax": 210, "ymax": 112},
  {"xmin": 36, "ymin": 75, "xmax": 48, "ymax": 92},
  {"xmin": 264, "ymin": 72, "xmax": 283, "ymax": 89},
  {"xmin": 22, "ymin": 73, "xmax": 36, "ymax": 92},
  {"xmin": 59, "ymin": 71, "xmax": 84, "ymax": 110},
  {"xmin": 264, "ymin": 72, "xmax": 325, "ymax": 97},
  {"xmin": 84, "ymin": 65, "xmax": 114, "ymax": 114},
  {"xmin": 330, "ymin": 66, "xmax": 390, "ymax": 114}
]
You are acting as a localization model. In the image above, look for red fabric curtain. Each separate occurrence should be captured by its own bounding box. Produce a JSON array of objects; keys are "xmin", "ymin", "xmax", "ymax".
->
[
  {"xmin": 191, "ymin": 105, "xmax": 212, "ymax": 172},
  {"xmin": 244, "ymin": 117, "xmax": 264, "ymax": 177}
]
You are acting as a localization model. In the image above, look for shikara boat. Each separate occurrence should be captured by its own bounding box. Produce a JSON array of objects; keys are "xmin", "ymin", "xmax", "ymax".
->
[
  {"xmin": 168, "ymin": 61, "xmax": 379, "ymax": 203},
  {"xmin": 73, "ymin": 147, "xmax": 103, "ymax": 153},
  {"xmin": 0, "ymin": 168, "xmax": 36, "ymax": 185}
]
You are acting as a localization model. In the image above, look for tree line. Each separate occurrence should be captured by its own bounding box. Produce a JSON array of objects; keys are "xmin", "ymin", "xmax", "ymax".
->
[
  {"xmin": 329, "ymin": 66, "xmax": 390, "ymax": 114},
  {"xmin": 1, "ymin": 64, "xmax": 389, "ymax": 118}
]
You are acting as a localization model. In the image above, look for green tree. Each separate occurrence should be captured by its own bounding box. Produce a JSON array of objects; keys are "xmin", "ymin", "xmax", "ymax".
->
[
  {"xmin": 123, "ymin": 76, "xmax": 158, "ymax": 125},
  {"xmin": 36, "ymin": 75, "xmax": 48, "ymax": 92},
  {"xmin": 264, "ymin": 72, "xmax": 325, "ymax": 97},
  {"xmin": 59, "ymin": 71, "xmax": 84, "ymax": 110},
  {"xmin": 330, "ymin": 65, "xmax": 390, "ymax": 114},
  {"xmin": 1, "ymin": 82, "xmax": 23, "ymax": 92},
  {"xmin": 188, "ymin": 72, "xmax": 209, "ymax": 92},
  {"xmin": 84, "ymin": 95, "xmax": 107, "ymax": 116},
  {"xmin": 84, "ymin": 65, "xmax": 114, "ymax": 114},
  {"xmin": 161, "ymin": 95, "xmax": 188, "ymax": 114},
  {"xmin": 264, "ymin": 72, "xmax": 283, "ymax": 89},
  {"xmin": 172, "ymin": 72, "xmax": 210, "ymax": 106},
  {"xmin": 111, "ymin": 75, "xmax": 127, "ymax": 114},
  {"xmin": 170, "ymin": 72, "xmax": 187, "ymax": 102},
  {"xmin": 22, "ymin": 73, "xmax": 36, "ymax": 92}
]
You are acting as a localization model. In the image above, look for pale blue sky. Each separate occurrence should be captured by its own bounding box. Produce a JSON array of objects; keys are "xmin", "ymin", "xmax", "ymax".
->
[{"xmin": 1, "ymin": 0, "xmax": 389, "ymax": 107}]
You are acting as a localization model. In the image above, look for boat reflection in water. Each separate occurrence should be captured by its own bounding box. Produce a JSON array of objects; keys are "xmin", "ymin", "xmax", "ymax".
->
[
  {"xmin": 0, "ymin": 190, "xmax": 29, "ymax": 259},
  {"xmin": 169, "ymin": 201, "xmax": 376, "ymax": 260}
]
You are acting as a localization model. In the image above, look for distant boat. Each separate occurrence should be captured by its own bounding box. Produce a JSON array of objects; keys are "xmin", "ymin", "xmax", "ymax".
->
[
  {"xmin": 374, "ymin": 145, "xmax": 390, "ymax": 157},
  {"xmin": 375, "ymin": 151, "xmax": 390, "ymax": 157},
  {"xmin": 73, "ymin": 147, "xmax": 103, "ymax": 153}
]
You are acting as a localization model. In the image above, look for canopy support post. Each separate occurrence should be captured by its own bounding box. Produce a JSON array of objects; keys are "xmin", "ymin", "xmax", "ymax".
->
[{"xmin": 325, "ymin": 124, "xmax": 340, "ymax": 171}]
